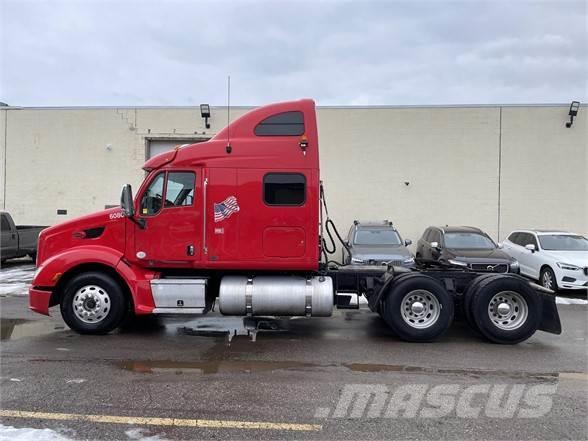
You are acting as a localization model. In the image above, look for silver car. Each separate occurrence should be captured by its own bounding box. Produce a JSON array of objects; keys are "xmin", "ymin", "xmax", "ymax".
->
[{"xmin": 344, "ymin": 220, "xmax": 415, "ymax": 267}]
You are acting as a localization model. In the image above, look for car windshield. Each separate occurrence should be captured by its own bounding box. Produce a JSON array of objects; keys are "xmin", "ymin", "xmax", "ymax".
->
[
  {"xmin": 444, "ymin": 233, "xmax": 496, "ymax": 249},
  {"xmin": 538, "ymin": 235, "xmax": 588, "ymax": 251},
  {"xmin": 354, "ymin": 229, "xmax": 401, "ymax": 246}
]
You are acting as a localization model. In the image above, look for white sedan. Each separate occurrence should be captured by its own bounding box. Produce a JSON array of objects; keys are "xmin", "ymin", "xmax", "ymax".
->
[{"xmin": 501, "ymin": 230, "xmax": 588, "ymax": 291}]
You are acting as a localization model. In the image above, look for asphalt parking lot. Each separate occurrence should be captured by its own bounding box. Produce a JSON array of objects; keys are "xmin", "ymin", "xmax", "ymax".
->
[{"xmin": 1, "ymin": 262, "xmax": 587, "ymax": 440}]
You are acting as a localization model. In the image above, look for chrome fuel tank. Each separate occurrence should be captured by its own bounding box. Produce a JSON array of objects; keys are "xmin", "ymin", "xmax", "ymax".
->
[{"xmin": 219, "ymin": 275, "xmax": 333, "ymax": 317}]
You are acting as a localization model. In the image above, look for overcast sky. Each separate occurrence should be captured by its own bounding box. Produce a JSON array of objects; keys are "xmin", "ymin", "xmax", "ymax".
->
[{"xmin": 1, "ymin": 0, "xmax": 586, "ymax": 106}]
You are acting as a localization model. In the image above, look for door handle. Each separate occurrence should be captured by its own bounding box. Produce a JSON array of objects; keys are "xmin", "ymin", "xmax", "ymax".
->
[{"xmin": 187, "ymin": 245, "xmax": 194, "ymax": 256}]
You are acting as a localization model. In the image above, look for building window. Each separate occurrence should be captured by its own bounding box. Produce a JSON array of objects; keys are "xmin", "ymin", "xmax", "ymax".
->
[
  {"xmin": 165, "ymin": 172, "xmax": 195, "ymax": 207},
  {"xmin": 254, "ymin": 111, "xmax": 305, "ymax": 136},
  {"xmin": 263, "ymin": 173, "xmax": 306, "ymax": 206}
]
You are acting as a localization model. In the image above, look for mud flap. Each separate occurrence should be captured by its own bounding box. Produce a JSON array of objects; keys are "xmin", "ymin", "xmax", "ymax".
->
[{"xmin": 537, "ymin": 290, "xmax": 562, "ymax": 335}]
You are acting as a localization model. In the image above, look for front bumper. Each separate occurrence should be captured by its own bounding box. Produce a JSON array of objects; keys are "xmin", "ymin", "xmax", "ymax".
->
[
  {"xmin": 556, "ymin": 269, "xmax": 588, "ymax": 290},
  {"xmin": 29, "ymin": 287, "xmax": 53, "ymax": 316}
]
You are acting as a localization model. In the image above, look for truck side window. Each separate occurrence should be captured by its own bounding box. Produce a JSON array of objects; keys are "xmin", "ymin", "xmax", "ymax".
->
[
  {"xmin": 1, "ymin": 214, "xmax": 9, "ymax": 231},
  {"xmin": 422, "ymin": 228, "xmax": 431, "ymax": 241},
  {"xmin": 263, "ymin": 173, "xmax": 306, "ymax": 206},
  {"xmin": 254, "ymin": 111, "xmax": 305, "ymax": 136},
  {"xmin": 140, "ymin": 173, "xmax": 165, "ymax": 216},
  {"xmin": 165, "ymin": 172, "xmax": 196, "ymax": 208}
]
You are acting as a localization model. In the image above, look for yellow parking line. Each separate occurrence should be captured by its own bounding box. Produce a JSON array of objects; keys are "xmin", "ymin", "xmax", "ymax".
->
[{"xmin": 0, "ymin": 409, "xmax": 322, "ymax": 432}]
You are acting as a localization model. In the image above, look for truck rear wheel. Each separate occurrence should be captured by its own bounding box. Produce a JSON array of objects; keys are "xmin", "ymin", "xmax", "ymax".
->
[
  {"xmin": 381, "ymin": 275, "xmax": 454, "ymax": 342},
  {"xmin": 471, "ymin": 275, "xmax": 541, "ymax": 344},
  {"xmin": 60, "ymin": 272, "xmax": 127, "ymax": 335},
  {"xmin": 463, "ymin": 274, "xmax": 501, "ymax": 333}
]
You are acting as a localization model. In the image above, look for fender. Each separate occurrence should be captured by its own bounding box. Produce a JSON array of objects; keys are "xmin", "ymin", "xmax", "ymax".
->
[
  {"xmin": 32, "ymin": 245, "xmax": 125, "ymax": 288},
  {"xmin": 30, "ymin": 245, "xmax": 158, "ymax": 316}
]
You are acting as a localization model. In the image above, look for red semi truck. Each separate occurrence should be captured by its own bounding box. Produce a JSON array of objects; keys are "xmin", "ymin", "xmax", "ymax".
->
[{"xmin": 29, "ymin": 99, "xmax": 561, "ymax": 343}]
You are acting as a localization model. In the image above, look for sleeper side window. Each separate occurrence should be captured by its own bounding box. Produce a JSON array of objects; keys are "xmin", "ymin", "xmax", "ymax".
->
[
  {"xmin": 165, "ymin": 172, "xmax": 196, "ymax": 208},
  {"xmin": 140, "ymin": 173, "xmax": 165, "ymax": 216},
  {"xmin": 263, "ymin": 173, "xmax": 306, "ymax": 206},
  {"xmin": 254, "ymin": 111, "xmax": 305, "ymax": 136}
]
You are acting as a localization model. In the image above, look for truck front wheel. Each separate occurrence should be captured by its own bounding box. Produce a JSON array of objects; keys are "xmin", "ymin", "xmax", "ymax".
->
[
  {"xmin": 60, "ymin": 272, "xmax": 127, "ymax": 334},
  {"xmin": 471, "ymin": 276, "xmax": 541, "ymax": 344},
  {"xmin": 381, "ymin": 275, "xmax": 454, "ymax": 342}
]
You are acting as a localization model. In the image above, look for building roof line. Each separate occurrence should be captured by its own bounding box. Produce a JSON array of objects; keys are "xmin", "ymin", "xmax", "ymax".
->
[{"xmin": 0, "ymin": 103, "xmax": 584, "ymax": 111}]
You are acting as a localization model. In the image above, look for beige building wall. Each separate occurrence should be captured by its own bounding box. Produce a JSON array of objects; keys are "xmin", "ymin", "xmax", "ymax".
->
[
  {"xmin": 0, "ymin": 109, "xmax": 6, "ymax": 210},
  {"xmin": 0, "ymin": 104, "xmax": 586, "ymax": 248},
  {"xmin": 499, "ymin": 106, "xmax": 587, "ymax": 240}
]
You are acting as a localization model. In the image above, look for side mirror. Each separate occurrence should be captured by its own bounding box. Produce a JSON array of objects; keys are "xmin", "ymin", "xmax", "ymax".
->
[
  {"xmin": 525, "ymin": 244, "xmax": 536, "ymax": 253},
  {"xmin": 120, "ymin": 184, "xmax": 134, "ymax": 217},
  {"xmin": 497, "ymin": 243, "xmax": 503, "ymax": 249},
  {"xmin": 404, "ymin": 239, "xmax": 412, "ymax": 246},
  {"xmin": 430, "ymin": 241, "xmax": 440, "ymax": 250}
]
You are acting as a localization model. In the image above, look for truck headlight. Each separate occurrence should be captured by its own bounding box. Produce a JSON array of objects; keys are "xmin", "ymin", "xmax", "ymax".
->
[
  {"xmin": 557, "ymin": 262, "xmax": 580, "ymax": 271},
  {"xmin": 403, "ymin": 257, "xmax": 415, "ymax": 265},
  {"xmin": 509, "ymin": 260, "xmax": 520, "ymax": 271},
  {"xmin": 351, "ymin": 257, "xmax": 365, "ymax": 264},
  {"xmin": 448, "ymin": 259, "xmax": 468, "ymax": 267}
]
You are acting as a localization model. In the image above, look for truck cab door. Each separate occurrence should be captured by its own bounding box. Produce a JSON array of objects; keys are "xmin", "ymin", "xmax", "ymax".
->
[{"xmin": 134, "ymin": 169, "xmax": 202, "ymax": 267}]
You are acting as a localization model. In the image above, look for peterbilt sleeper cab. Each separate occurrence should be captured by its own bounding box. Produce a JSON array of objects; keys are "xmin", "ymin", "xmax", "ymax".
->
[{"xmin": 29, "ymin": 99, "xmax": 561, "ymax": 344}]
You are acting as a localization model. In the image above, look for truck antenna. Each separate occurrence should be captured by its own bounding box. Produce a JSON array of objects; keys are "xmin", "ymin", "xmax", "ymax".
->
[{"xmin": 226, "ymin": 75, "xmax": 232, "ymax": 154}]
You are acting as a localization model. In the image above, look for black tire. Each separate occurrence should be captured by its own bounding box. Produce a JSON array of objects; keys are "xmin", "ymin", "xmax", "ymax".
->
[
  {"xmin": 381, "ymin": 275, "xmax": 454, "ymax": 342},
  {"xmin": 540, "ymin": 267, "xmax": 558, "ymax": 292},
  {"xmin": 60, "ymin": 271, "xmax": 128, "ymax": 334},
  {"xmin": 463, "ymin": 274, "xmax": 501, "ymax": 332},
  {"xmin": 471, "ymin": 275, "xmax": 541, "ymax": 344}
]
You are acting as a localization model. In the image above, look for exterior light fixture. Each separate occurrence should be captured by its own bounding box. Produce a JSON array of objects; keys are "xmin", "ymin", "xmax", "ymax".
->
[
  {"xmin": 200, "ymin": 104, "xmax": 211, "ymax": 129},
  {"xmin": 565, "ymin": 101, "xmax": 580, "ymax": 128}
]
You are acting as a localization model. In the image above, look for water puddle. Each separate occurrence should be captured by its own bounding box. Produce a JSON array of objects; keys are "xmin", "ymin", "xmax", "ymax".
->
[
  {"xmin": 0, "ymin": 319, "xmax": 67, "ymax": 341},
  {"xmin": 119, "ymin": 359, "xmax": 315, "ymax": 375},
  {"xmin": 344, "ymin": 362, "xmax": 560, "ymax": 380}
]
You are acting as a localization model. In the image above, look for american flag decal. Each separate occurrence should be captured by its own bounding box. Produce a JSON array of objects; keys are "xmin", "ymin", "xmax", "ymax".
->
[{"xmin": 214, "ymin": 196, "xmax": 240, "ymax": 222}]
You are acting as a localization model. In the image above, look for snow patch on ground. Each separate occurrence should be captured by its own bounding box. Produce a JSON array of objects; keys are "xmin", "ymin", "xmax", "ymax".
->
[
  {"xmin": 0, "ymin": 424, "xmax": 73, "ymax": 441},
  {"xmin": 0, "ymin": 264, "xmax": 34, "ymax": 296},
  {"xmin": 556, "ymin": 296, "xmax": 588, "ymax": 305},
  {"xmin": 125, "ymin": 428, "xmax": 169, "ymax": 441}
]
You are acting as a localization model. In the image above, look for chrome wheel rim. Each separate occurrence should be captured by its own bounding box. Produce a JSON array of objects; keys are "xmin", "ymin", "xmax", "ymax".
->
[
  {"xmin": 487, "ymin": 290, "xmax": 528, "ymax": 330},
  {"xmin": 400, "ymin": 290, "xmax": 441, "ymax": 329},
  {"xmin": 542, "ymin": 271, "xmax": 553, "ymax": 290},
  {"xmin": 73, "ymin": 285, "xmax": 111, "ymax": 324}
]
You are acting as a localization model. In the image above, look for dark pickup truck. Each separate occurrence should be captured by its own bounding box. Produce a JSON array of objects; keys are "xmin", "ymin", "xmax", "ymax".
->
[{"xmin": 1, "ymin": 212, "xmax": 47, "ymax": 264}]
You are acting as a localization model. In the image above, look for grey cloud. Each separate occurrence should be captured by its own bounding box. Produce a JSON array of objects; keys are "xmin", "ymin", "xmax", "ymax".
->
[{"xmin": 0, "ymin": 0, "xmax": 586, "ymax": 106}]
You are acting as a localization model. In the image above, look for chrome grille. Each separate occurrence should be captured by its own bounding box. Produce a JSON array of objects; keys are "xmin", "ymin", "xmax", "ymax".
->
[
  {"xmin": 470, "ymin": 263, "xmax": 509, "ymax": 273},
  {"xmin": 367, "ymin": 259, "xmax": 403, "ymax": 266}
]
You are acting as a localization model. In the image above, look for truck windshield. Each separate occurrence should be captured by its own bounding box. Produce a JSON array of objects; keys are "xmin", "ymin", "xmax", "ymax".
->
[
  {"xmin": 354, "ymin": 229, "xmax": 401, "ymax": 246},
  {"xmin": 444, "ymin": 233, "xmax": 496, "ymax": 249},
  {"xmin": 538, "ymin": 235, "xmax": 588, "ymax": 251}
]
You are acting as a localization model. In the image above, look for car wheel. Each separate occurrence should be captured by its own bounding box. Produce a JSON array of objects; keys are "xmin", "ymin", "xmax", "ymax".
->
[
  {"xmin": 471, "ymin": 275, "xmax": 541, "ymax": 344},
  {"xmin": 60, "ymin": 271, "xmax": 128, "ymax": 335},
  {"xmin": 381, "ymin": 275, "xmax": 454, "ymax": 342},
  {"xmin": 540, "ymin": 267, "xmax": 558, "ymax": 292}
]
